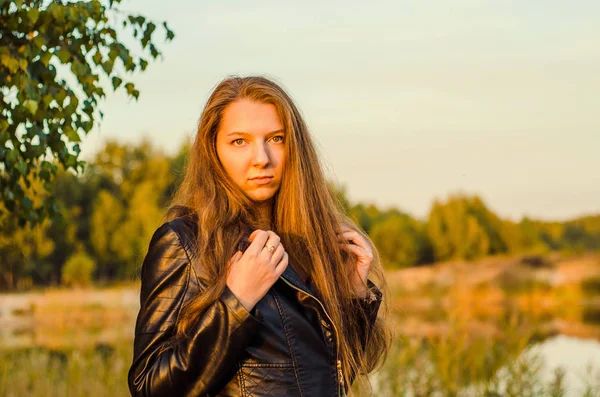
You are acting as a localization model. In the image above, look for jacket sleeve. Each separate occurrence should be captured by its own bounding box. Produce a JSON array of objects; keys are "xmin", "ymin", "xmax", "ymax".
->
[
  {"xmin": 347, "ymin": 279, "xmax": 383, "ymax": 389},
  {"xmin": 128, "ymin": 223, "xmax": 263, "ymax": 397},
  {"xmin": 356, "ymin": 279, "xmax": 383, "ymax": 348}
]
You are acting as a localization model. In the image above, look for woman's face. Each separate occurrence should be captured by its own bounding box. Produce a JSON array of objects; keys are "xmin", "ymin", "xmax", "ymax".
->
[{"xmin": 216, "ymin": 99, "xmax": 286, "ymax": 203}]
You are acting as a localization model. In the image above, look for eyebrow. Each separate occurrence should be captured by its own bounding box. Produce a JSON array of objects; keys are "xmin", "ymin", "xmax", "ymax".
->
[{"xmin": 226, "ymin": 129, "xmax": 285, "ymax": 137}]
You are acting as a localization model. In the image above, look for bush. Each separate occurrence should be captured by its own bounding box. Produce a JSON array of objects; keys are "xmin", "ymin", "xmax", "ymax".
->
[
  {"xmin": 582, "ymin": 276, "xmax": 600, "ymax": 295},
  {"xmin": 518, "ymin": 255, "xmax": 554, "ymax": 269},
  {"xmin": 61, "ymin": 250, "xmax": 96, "ymax": 287}
]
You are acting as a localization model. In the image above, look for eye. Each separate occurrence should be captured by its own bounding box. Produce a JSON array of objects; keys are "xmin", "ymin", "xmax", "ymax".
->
[
  {"xmin": 232, "ymin": 138, "xmax": 245, "ymax": 146},
  {"xmin": 271, "ymin": 135, "xmax": 284, "ymax": 143}
]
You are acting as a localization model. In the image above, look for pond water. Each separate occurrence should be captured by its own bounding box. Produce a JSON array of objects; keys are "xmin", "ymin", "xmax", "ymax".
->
[
  {"xmin": 533, "ymin": 335, "xmax": 600, "ymax": 396},
  {"xmin": 2, "ymin": 287, "xmax": 600, "ymax": 396}
]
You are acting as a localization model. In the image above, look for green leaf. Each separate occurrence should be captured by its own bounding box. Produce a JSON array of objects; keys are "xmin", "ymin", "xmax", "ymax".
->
[
  {"xmin": 65, "ymin": 153, "xmax": 77, "ymax": 168},
  {"xmin": 27, "ymin": 8, "xmax": 40, "ymax": 24},
  {"xmin": 39, "ymin": 52, "xmax": 52, "ymax": 66},
  {"xmin": 33, "ymin": 35, "xmax": 45, "ymax": 49},
  {"xmin": 112, "ymin": 76, "xmax": 123, "ymax": 90},
  {"xmin": 64, "ymin": 126, "xmax": 81, "ymax": 142},
  {"xmin": 124, "ymin": 82, "xmax": 135, "ymax": 96},
  {"xmin": 67, "ymin": 6, "xmax": 77, "ymax": 22},
  {"xmin": 24, "ymin": 100, "xmax": 39, "ymax": 115},
  {"xmin": 72, "ymin": 61, "xmax": 88, "ymax": 77},
  {"xmin": 23, "ymin": 197, "xmax": 33, "ymax": 210},
  {"xmin": 25, "ymin": 83, "xmax": 37, "ymax": 99},
  {"xmin": 57, "ymin": 49, "xmax": 71, "ymax": 63},
  {"xmin": 56, "ymin": 89, "xmax": 67, "ymax": 105},
  {"xmin": 103, "ymin": 59, "xmax": 114, "ymax": 74},
  {"xmin": 7, "ymin": 149, "xmax": 17, "ymax": 163},
  {"xmin": 124, "ymin": 55, "xmax": 135, "ymax": 72},
  {"xmin": 50, "ymin": 3, "xmax": 65, "ymax": 22},
  {"xmin": 139, "ymin": 58, "xmax": 148, "ymax": 71},
  {"xmin": 16, "ymin": 161, "xmax": 27, "ymax": 176},
  {"xmin": 141, "ymin": 22, "xmax": 156, "ymax": 48},
  {"xmin": 0, "ymin": 53, "xmax": 19, "ymax": 73},
  {"xmin": 166, "ymin": 29, "xmax": 175, "ymax": 41},
  {"xmin": 18, "ymin": 58, "xmax": 28, "ymax": 71},
  {"xmin": 149, "ymin": 44, "xmax": 159, "ymax": 59},
  {"xmin": 42, "ymin": 94, "xmax": 53, "ymax": 107},
  {"xmin": 92, "ymin": 51, "xmax": 102, "ymax": 65},
  {"xmin": 39, "ymin": 167, "xmax": 50, "ymax": 180}
]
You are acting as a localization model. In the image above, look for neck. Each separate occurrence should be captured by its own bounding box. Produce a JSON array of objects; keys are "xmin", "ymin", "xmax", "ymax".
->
[{"xmin": 254, "ymin": 200, "xmax": 273, "ymax": 230}]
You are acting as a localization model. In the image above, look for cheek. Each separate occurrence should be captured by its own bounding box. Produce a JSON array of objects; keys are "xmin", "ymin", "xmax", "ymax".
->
[
  {"xmin": 220, "ymin": 152, "xmax": 247, "ymax": 180},
  {"xmin": 273, "ymin": 147, "xmax": 286, "ymax": 168}
]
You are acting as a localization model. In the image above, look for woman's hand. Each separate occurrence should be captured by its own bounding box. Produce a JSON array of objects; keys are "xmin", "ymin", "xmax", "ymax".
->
[
  {"xmin": 226, "ymin": 229, "xmax": 288, "ymax": 312},
  {"xmin": 337, "ymin": 225, "xmax": 373, "ymax": 297}
]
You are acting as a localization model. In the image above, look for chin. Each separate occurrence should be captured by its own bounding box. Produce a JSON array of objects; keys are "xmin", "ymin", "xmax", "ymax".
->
[
  {"xmin": 250, "ymin": 195, "xmax": 275, "ymax": 203},
  {"xmin": 249, "ymin": 190, "xmax": 277, "ymax": 203}
]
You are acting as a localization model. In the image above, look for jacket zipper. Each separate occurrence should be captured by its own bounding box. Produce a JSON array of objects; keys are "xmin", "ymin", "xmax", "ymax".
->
[{"xmin": 279, "ymin": 277, "xmax": 345, "ymax": 397}]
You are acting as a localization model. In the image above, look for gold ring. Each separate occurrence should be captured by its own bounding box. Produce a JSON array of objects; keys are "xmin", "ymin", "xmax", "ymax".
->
[{"xmin": 267, "ymin": 245, "xmax": 276, "ymax": 253}]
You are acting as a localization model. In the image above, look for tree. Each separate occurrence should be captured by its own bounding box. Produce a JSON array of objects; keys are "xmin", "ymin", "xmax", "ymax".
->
[
  {"xmin": 371, "ymin": 214, "xmax": 432, "ymax": 268},
  {"xmin": 350, "ymin": 203, "xmax": 383, "ymax": 234},
  {"xmin": 0, "ymin": 0, "xmax": 174, "ymax": 226},
  {"xmin": 427, "ymin": 194, "xmax": 509, "ymax": 261},
  {"xmin": 61, "ymin": 247, "xmax": 95, "ymax": 287},
  {"xmin": 88, "ymin": 139, "xmax": 172, "ymax": 280},
  {"xmin": 0, "ymin": 176, "xmax": 54, "ymax": 289}
]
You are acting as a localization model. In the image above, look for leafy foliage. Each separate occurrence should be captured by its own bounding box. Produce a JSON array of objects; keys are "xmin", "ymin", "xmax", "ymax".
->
[
  {"xmin": 61, "ymin": 247, "xmax": 95, "ymax": 286},
  {"xmin": 427, "ymin": 195, "xmax": 508, "ymax": 261},
  {"xmin": 1, "ymin": 138, "xmax": 599, "ymax": 289},
  {"xmin": 0, "ymin": 0, "xmax": 174, "ymax": 226},
  {"xmin": 371, "ymin": 214, "xmax": 433, "ymax": 268}
]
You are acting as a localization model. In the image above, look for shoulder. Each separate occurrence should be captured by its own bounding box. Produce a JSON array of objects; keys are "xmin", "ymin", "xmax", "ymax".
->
[
  {"xmin": 162, "ymin": 214, "xmax": 198, "ymax": 258},
  {"xmin": 141, "ymin": 214, "xmax": 198, "ymax": 281},
  {"xmin": 136, "ymin": 217, "xmax": 199, "ymax": 334},
  {"xmin": 145, "ymin": 213, "xmax": 215, "ymax": 286}
]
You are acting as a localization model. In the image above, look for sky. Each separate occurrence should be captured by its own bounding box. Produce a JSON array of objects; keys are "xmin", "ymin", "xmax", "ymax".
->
[{"xmin": 80, "ymin": 0, "xmax": 600, "ymax": 221}]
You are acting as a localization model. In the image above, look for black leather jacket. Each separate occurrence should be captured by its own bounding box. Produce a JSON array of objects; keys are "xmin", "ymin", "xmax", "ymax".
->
[{"xmin": 128, "ymin": 216, "xmax": 382, "ymax": 397}]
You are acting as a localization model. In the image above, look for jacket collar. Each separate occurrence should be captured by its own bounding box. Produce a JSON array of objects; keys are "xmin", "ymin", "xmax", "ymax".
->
[{"xmin": 280, "ymin": 264, "xmax": 321, "ymax": 298}]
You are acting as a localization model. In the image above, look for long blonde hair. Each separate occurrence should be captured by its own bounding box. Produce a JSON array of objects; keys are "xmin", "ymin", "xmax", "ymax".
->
[{"xmin": 167, "ymin": 76, "xmax": 392, "ymax": 395}]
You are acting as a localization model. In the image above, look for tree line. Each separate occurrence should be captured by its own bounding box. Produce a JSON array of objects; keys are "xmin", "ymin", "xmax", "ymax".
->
[{"xmin": 1, "ymin": 139, "xmax": 598, "ymax": 290}]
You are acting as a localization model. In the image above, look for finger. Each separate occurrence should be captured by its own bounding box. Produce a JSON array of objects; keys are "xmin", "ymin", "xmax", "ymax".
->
[
  {"xmin": 274, "ymin": 251, "xmax": 289, "ymax": 276},
  {"xmin": 340, "ymin": 243, "xmax": 369, "ymax": 258},
  {"xmin": 246, "ymin": 230, "xmax": 269, "ymax": 256},
  {"xmin": 227, "ymin": 251, "xmax": 240, "ymax": 264},
  {"xmin": 269, "ymin": 243, "xmax": 285, "ymax": 267},
  {"xmin": 338, "ymin": 231, "xmax": 368, "ymax": 250},
  {"xmin": 260, "ymin": 231, "xmax": 281, "ymax": 257},
  {"xmin": 248, "ymin": 229, "xmax": 260, "ymax": 241},
  {"xmin": 336, "ymin": 224, "xmax": 354, "ymax": 234},
  {"xmin": 227, "ymin": 250, "xmax": 243, "ymax": 267}
]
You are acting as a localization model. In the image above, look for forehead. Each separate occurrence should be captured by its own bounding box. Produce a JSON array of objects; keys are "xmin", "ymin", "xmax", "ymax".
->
[{"xmin": 219, "ymin": 99, "xmax": 283, "ymax": 136}]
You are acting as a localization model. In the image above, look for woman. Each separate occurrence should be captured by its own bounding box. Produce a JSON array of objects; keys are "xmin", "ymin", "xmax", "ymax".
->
[{"xmin": 128, "ymin": 76, "xmax": 392, "ymax": 397}]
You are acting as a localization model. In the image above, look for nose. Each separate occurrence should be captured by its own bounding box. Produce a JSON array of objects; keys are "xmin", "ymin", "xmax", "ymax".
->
[{"xmin": 252, "ymin": 141, "xmax": 270, "ymax": 167}]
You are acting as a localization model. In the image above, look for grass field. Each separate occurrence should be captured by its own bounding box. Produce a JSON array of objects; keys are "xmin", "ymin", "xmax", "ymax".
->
[{"xmin": 2, "ymin": 253, "xmax": 600, "ymax": 396}]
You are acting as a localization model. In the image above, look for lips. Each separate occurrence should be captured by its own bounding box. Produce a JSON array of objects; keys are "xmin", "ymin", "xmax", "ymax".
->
[{"xmin": 249, "ymin": 176, "xmax": 273, "ymax": 185}]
